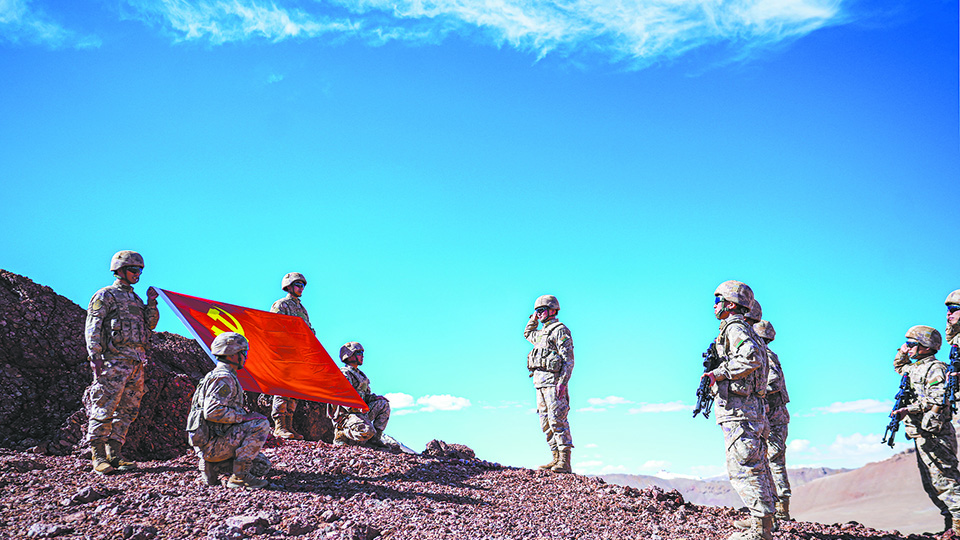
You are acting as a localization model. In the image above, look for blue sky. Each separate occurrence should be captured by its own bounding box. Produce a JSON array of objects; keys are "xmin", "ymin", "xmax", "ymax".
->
[{"xmin": 1, "ymin": 0, "xmax": 958, "ymax": 478}]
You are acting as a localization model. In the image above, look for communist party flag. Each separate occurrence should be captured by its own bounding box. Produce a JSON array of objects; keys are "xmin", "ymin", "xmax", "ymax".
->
[{"xmin": 157, "ymin": 289, "xmax": 368, "ymax": 411}]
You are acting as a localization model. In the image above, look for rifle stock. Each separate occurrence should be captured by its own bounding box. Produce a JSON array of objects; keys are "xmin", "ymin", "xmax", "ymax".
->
[{"xmin": 882, "ymin": 373, "xmax": 915, "ymax": 447}]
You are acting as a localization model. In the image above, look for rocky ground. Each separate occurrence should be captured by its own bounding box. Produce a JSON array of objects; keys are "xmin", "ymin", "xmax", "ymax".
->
[{"xmin": 1, "ymin": 440, "xmax": 951, "ymax": 540}]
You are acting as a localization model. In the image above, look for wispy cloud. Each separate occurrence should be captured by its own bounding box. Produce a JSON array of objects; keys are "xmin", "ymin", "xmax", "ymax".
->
[
  {"xmin": 813, "ymin": 399, "xmax": 891, "ymax": 414},
  {"xmin": 118, "ymin": 0, "xmax": 846, "ymax": 67},
  {"xmin": 588, "ymin": 396, "xmax": 633, "ymax": 406},
  {"xmin": 628, "ymin": 401, "xmax": 691, "ymax": 414},
  {"xmin": 385, "ymin": 392, "xmax": 471, "ymax": 415},
  {"xmin": 789, "ymin": 432, "xmax": 910, "ymax": 467},
  {"xmin": 0, "ymin": 0, "xmax": 101, "ymax": 48}
]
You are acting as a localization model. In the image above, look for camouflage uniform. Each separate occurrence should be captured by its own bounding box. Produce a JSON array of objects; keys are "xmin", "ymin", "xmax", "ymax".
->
[
  {"xmin": 525, "ymin": 315, "xmax": 575, "ymax": 453},
  {"xmin": 709, "ymin": 314, "xmax": 777, "ymax": 519},
  {"xmin": 186, "ymin": 364, "xmax": 271, "ymax": 476},
  {"xmin": 331, "ymin": 365, "xmax": 391, "ymax": 443},
  {"xmin": 894, "ymin": 348, "xmax": 960, "ymax": 523},
  {"xmin": 764, "ymin": 347, "xmax": 791, "ymax": 504},
  {"xmin": 268, "ymin": 293, "xmax": 314, "ymax": 419},
  {"xmin": 83, "ymin": 279, "xmax": 159, "ymax": 446}
]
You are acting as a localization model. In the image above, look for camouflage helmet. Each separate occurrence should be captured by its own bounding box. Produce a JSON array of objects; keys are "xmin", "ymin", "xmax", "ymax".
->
[
  {"xmin": 753, "ymin": 320, "xmax": 776, "ymax": 341},
  {"xmin": 746, "ymin": 299, "xmax": 763, "ymax": 323},
  {"xmin": 714, "ymin": 280, "xmax": 754, "ymax": 309},
  {"xmin": 905, "ymin": 325, "xmax": 942, "ymax": 351},
  {"xmin": 281, "ymin": 272, "xmax": 307, "ymax": 290},
  {"xmin": 339, "ymin": 342, "xmax": 364, "ymax": 363},
  {"xmin": 110, "ymin": 250, "xmax": 144, "ymax": 271},
  {"xmin": 535, "ymin": 295, "xmax": 560, "ymax": 311},
  {"xmin": 946, "ymin": 289, "xmax": 960, "ymax": 306},
  {"xmin": 211, "ymin": 332, "xmax": 249, "ymax": 356}
]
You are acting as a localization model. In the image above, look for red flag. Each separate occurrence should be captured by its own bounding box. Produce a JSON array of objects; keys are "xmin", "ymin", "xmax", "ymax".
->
[{"xmin": 157, "ymin": 288, "xmax": 367, "ymax": 411}]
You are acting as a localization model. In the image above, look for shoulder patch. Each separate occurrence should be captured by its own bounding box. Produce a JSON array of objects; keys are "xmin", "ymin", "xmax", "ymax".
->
[
  {"xmin": 91, "ymin": 297, "xmax": 103, "ymax": 311},
  {"xmin": 216, "ymin": 383, "xmax": 232, "ymax": 398}
]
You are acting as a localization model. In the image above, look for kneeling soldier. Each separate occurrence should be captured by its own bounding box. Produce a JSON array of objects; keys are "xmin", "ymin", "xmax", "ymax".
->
[
  {"xmin": 330, "ymin": 342, "xmax": 392, "ymax": 447},
  {"xmin": 186, "ymin": 332, "xmax": 272, "ymax": 489}
]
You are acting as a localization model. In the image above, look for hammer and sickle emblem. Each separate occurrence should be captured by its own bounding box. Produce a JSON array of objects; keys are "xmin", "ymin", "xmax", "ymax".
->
[{"xmin": 207, "ymin": 307, "xmax": 245, "ymax": 337}]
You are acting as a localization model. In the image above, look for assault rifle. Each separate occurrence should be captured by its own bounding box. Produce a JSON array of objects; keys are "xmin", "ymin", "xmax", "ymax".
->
[
  {"xmin": 882, "ymin": 373, "xmax": 915, "ymax": 447},
  {"xmin": 693, "ymin": 342, "xmax": 721, "ymax": 419},
  {"xmin": 943, "ymin": 345, "xmax": 960, "ymax": 413}
]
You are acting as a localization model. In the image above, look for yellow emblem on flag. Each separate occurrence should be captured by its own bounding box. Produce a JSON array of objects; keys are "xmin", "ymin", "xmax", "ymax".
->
[{"xmin": 207, "ymin": 307, "xmax": 245, "ymax": 336}]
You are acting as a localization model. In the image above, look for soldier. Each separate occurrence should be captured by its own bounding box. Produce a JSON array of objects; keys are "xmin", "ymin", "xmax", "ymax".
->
[
  {"xmin": 268, "ymin": 272, "xmax": 314, "ymax": 440},
  {"xmin": 524, "ymin": 294, "xmax": 575, "ymax": 474},
  {"xmin": 702, "ymin": 280, "xmax": 776, "ymax": 540},
  {"xmin": 185, "ymin": 332, "xmax": 272, "ymax": 489},
  {"xmin": 753, "ymin": 319, "xmax": 792, "ymax": 522},
  {"xmin": 330, "ymin": 342, "xmax": 392, "ymax": 447},
  {"xmin": 83, "ymin": 250, "xmax": 159, "ymax": 475},
  {"xmin": 892, "ymin": 325, "xmax": 960, "ymax": 535},
  {"xmin": 946, "ymin": 289, "xmax": 960, "ymax": 357}
]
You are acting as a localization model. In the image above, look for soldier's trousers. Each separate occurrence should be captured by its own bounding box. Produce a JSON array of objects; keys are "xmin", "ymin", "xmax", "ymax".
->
[
  {"xmin": 914, "ymin": 426, "xmax": 960, "ymax": 520},
  {"xmin": 536, "ymin": 385, "xmax": 573, "ymax": 450},
  {"xmin": 721, "ymin": 419, "xmax": 777, "ymax": 517},
  {"xmin": 84, "ymin": 354, "xmax": 145, "ymax": 446},
  {"xmin": 338, "ymin": 396, "xmax": 391, "ymax": 443},
  {"xmin": 271, "ymin": 395, "xmax": 297, "ymax": 416},
  {"xmin": 768, "ymin": 422, "xmax": 792, "ymax": 500},
  {"xmin": 195, "ymin": 417, "xmax": 271, "ymax": 465}
]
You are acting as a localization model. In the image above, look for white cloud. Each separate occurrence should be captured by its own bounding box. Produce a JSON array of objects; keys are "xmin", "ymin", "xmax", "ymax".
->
[
  {"xmin": 0, "ymin": 0, "xmax": 101, "ymax": 48},
  {"xmin": 416, "ymin": 394, "xmax": 471, "ymax": 412},
  {"xmin": 587, "ymin": 396, "xmax": 632, "ymax": 406},
  {"xmin": 385, "ymin": 392, "xmax": 415, "ymax": 408},
  {"xmin": 584, "ymin": 443, "xmax": 598, "ymax": 448},
  {"xmin": 385, "ymin": 392, "xmax": 470, "ymax": 413},
  {"xmin": 787, "ymin": 439, "xmax": 811, "ymax": 452},
  {"xmin": 267, "ymin": 73, "xmax": 284, "ymax": 83},
  {"xmin": 576, "ymin": 406, "xmax": 610, "ymax": 413},
  {"xmin": 641, "ymin": 460, "xmax": 671, "ymax": 470},
  {"xmin": 628, "ymin": 401, "xmax": 691, "ymax": 414},
  {"xmin": 813, "ymin": 399, "xmax": 891, "ymax": 414},
  {"xmin": 117, "ymin": 0, "xmax": 845, "ymax": 68}
]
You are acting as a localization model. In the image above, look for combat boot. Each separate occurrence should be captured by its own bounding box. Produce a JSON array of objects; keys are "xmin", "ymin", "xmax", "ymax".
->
[
  {"xmin": 106, "ymin": 440, "xmax": 137, "ymax": 471},
  {"xmin": 227, "ymin": 460, "xmax": 268, "ymax": 489},
  {"xmin": 90, "ymin": 442, "xmax": 115, "ymax": 475},
  {"xmin": 551, "ymin": 448, "xmax": 572, "ymax": 474},
  {"xmin": 775, "ymin": 498, "xmax": 791, "ymax": 521},
  {"xmin": 286, "ymin": 414, "xmax": 304, "ymax": 440},
  {"xmin": 366, "ymin": 430, "xmax": 387, "ymax": 449},
  {"xmin": 539, "ymin": 449, "xmax": 559, "ymax": 470},
  {"xmin": 727, "ymin": 515, "xmax": 773, "ymax": 540},
  {"xmin": 272, "ymin": 414, "xmax": 296, "ymax": 440},
  {"xmin": 201, "ymin": 459, "xmax": 220, "ymax": 487}
]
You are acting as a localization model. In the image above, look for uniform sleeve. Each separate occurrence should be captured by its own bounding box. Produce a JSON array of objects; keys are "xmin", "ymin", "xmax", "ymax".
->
[
  {"xmin": 201, "ymin": 375, "xmax": 247, "ymax": 424},
  {"xmin": 84, "ymin": 290, "xmax": 109, "ymax": 357},
  {"xmin": 894, "ymin": 350, "xmax": 911, "ymax": 375},
  {"xmin": 920, "ymin": 362, "xmax": 948, "ymax": 411},
  {"xmin": 766, "ymin": 349, "xmax": 782, "ymax": 394},
  {"xmin": 269, "ymin": 299, "xmax": 285, "ymax": 315},
  {"xmin": 714, "ymin": 324, "xmax": 763, "ymax": 380},
  {"xmin": 144, "ymin": 297, "xmax": 159, "ymax": 330},
  {"xmin": 524, "ymin": 315, "xmax": 539, "ymax": 344},
  {"xmin": 555, "ymin": 327, "xmax": 574, "ymax": 385}
]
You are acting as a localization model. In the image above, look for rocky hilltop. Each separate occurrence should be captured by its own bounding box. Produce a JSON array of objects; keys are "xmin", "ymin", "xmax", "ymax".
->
[{"xmin": 0, "ymin": 270, "xmax": 950, "ymax": 539}]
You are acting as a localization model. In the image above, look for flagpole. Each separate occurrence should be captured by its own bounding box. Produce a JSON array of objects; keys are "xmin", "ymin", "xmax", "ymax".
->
[{"xmin": 154, "ymin": 287, "xmax": 216, "ymax": 366}]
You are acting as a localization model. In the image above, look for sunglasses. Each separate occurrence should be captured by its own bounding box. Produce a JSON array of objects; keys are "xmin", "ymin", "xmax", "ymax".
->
[
  {"xmin": 124, "ymin": 267, "xmax": 142, "ymax": 275},
  {"xmin": 535, "ymin": 307, "xmax": 550, "ymax": 314},
  {"xmin": 292, "ymin": 282, "xmax": 306, "ymax": 288},
  {"xmin": 714, "ymin": 296, "xmax": 724, "ymax": 305},
  {"xmin": 905, "ymin": 341, "xmax": 921, "ymax": 348},
  {"xmin": 948, "ymin": 305, "xmax": 960, "ymax": 313}
]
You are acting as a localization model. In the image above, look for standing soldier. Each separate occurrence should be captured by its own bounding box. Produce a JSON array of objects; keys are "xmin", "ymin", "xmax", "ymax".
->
[
  {"xmin": 946, "ymin": 289, "xmax": 960, "ymax": 363},
  {"xmin": 891, "ymin": 325, "xmax": 960, "ymax": 535},
  {"xmin": 525, "ymin": 294, "xmax": 575, "ymax": 474},
  {"xmin": 702, "ymin": 281, "xmax": 776, "ymax": 540},
  {"xmin": 268, "ymin": 272, "xmax": 313, "ymax": 440},
  {"xmin": 753, "ymin": 319, "xmax": 792, "ymax": 522},
  {"xmin": 83, "ymin": 250, "xmax": 159, "ymax": 475},
  {"xmin": 185, "ymin": 332, "xmax": 272, "ymax": 489},
  {"xmin": 330, "ymin": 342, "xmax": 392, "ymax": 447}
]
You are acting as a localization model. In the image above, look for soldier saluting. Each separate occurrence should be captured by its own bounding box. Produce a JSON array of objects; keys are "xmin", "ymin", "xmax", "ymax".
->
[
  {"xmin": 891, "ymin": 324, "xmax": 960, "ymax": 535},
  {"xmin": 525, "ymin": 294, "xmax": 574, "ymax": 474},
  {"xmin": 83, "ymin": 250, "xmax": 159, "ymax": 475}
]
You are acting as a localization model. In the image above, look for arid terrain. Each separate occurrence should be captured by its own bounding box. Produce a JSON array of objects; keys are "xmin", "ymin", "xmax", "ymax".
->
[{"xmin": 0, "ymin": 269, "xmax": 952, "ymax": 539}]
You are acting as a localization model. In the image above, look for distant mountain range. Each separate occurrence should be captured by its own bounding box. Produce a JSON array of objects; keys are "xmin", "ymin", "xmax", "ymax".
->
[{"xmin": 602, "ymin": 447, "xmax": 945, "ymax": 535}]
